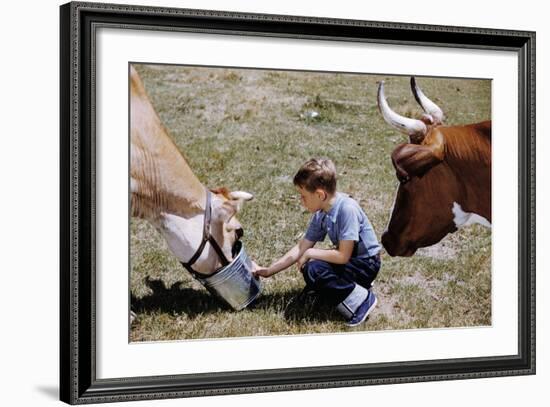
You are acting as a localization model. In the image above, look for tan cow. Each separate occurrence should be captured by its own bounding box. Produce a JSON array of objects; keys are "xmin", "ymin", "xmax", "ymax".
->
[
  {"xmin": 377, "ymin": 77, "xmax": 491, "ymax": 256},
  {"xmin": 130, "ymin": 65, "xmax": 253, "ymax": 277}
]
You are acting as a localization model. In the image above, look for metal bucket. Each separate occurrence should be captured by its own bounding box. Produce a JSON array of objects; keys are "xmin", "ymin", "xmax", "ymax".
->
[{"xmin": 195, "ymin": 241, "xmax": 262, "ymax": 310}]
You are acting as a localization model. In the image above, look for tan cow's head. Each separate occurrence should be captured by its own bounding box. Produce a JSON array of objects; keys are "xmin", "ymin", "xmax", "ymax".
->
[
  {"xmin": 210, "ymin": 187, "xmax": 253, "ymax": 255},
  {"xmin": 156, "ymin": 187, "xmax": 254, "ymax": 276}
]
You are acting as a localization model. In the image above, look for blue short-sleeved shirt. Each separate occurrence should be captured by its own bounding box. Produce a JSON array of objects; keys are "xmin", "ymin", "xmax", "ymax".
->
[{"xmin": 304, "ymin": 192, "xmax": 381, "ymax": 258}]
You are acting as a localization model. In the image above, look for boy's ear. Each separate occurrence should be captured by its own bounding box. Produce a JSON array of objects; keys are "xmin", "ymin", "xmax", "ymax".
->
[{"xmin": 316, "ymin": 189, "xmax": 327, "ymax": 201}]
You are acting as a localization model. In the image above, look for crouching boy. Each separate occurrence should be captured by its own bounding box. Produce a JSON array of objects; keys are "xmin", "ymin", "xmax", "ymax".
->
[{"xmin": 254, "ymin": 158, "xmax": 381, "ymax": 326}]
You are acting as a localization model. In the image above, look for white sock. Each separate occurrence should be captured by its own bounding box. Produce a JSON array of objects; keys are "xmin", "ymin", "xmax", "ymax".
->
[{"xmin": 336, "ymin": 284, "xmax": 369, "ymax": 319}]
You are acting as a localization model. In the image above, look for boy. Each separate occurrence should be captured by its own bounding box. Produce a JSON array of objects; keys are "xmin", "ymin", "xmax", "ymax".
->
[{"xmin": 254, "ymin": 158, "xmax": 381, "ymax": 326}]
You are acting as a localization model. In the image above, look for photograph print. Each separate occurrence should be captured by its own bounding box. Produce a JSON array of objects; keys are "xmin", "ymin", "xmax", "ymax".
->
[{"xmin": 129, "ymin": 63, "xmax": 491, "ymax": 342}]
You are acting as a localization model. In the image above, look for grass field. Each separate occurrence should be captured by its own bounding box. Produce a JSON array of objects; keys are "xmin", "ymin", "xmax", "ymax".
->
[{"xmin": 130, "ymin": 63, "xmax": 491, "ymax": 341}]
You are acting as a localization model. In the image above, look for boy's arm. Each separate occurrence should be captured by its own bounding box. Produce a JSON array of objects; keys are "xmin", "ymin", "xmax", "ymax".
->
[
  {"xmin": 255, "ymin": 239, "xmax": 315, "ymax": 278},
  {"xmin": 298, "ymin": 240, "xmax": 355, "ymax": 269},
  {"xmin": 299, "ymin": 200, "xmax": 360, "ymax": 267}
]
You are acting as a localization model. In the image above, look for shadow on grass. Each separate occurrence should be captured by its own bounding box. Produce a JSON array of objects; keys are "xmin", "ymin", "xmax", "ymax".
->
[
  {"xmin": 131, "ymin": 277, "xmax": 230, "ymax": 318},
  {"xmin": 250, "ymin": 288, "xmax": 343, "ymax": 324},
  {"xmin": 132, "ymin": 278, "xmax": 343, "ymax": 323}
]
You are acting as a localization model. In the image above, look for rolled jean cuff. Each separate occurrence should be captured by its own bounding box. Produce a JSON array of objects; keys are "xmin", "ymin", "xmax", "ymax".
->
[{"xmin": 336, "ymin": 283, "xmax": 369, "ymax": 319}]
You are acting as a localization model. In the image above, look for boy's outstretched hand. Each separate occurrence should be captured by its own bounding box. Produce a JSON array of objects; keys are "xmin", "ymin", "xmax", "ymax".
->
[{"xmin": 252, "ymin": 262, "xmax": 274, "ymax": 278}]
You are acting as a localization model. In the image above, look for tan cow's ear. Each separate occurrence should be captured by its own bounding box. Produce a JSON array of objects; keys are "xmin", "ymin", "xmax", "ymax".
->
[
  {"xmin": 228, "ymin": 191, "xmax": 254, "ymax": 214},
  {"xmin": 216, "ymin": 193, "xmax": 253, "ymax": 223},
  {"xmin": 218, "ymin": 201, "xmax": 238, "ymax": 223},
  {"xmin": 229, "ymin": 191, "xmax": 254, "ymax": 201}
]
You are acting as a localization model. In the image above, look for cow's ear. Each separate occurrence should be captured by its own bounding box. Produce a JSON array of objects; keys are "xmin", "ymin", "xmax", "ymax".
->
[
  {"xmin": 229, "ymin": 191, "xmax": 254, "ymax": 201},
  {"xmin": 215, "ymin": 191, "xmax": 253, "ymax": 223},
  {"xmin": 392, "ymin": 131, "xmax": 446, "ymax": 179},
  {"xmin": 217, "ymin": 201, "xmax": 238, "ymax": 223}
]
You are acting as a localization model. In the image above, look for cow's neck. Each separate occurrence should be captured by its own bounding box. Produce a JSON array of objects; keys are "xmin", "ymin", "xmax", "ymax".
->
[
  {"xmin": 451, "ymin": 202, "xmax": 491, "ymax": 229},
  {"xmin": 131, "ymin": 73, "xmax": 206, "ymax": 220},
  {"xmin": 446, "ymin": 157, "xmax": 491, "ymax": 223},
  {"xmin": 131, "ymin": 134, "xmax": 206, "ymax": 220},
  {"xmin": 444, "ymin": 127, "xmax": 492, "ymax": 223}
]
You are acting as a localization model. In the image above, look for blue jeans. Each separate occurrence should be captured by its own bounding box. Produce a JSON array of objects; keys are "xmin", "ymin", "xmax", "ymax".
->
[{"xmin": 302, "ymin": 254, "xmax": 381, "ymax": 306}]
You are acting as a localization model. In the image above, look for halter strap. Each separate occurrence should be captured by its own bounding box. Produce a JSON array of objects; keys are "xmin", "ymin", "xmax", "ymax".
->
[{"xmin": 180, "ymin": 189, "xmax": 231, "ymax": 277}]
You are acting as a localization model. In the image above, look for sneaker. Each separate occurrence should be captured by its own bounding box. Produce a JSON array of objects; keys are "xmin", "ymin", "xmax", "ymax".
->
[{"xmin": 346, "ymin": 291, "xmax": 377, "ymax": 327}]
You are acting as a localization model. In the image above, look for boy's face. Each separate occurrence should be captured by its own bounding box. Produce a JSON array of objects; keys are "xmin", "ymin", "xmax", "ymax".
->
[{"xmin": 296, "ymin": 186, "xmax": 326, "ymax": 213}]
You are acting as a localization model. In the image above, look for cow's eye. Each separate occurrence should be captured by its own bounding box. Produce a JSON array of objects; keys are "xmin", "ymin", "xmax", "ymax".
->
[{"xmin": 399, "ymin": 175, "xmax": 410, "ymax": 184}]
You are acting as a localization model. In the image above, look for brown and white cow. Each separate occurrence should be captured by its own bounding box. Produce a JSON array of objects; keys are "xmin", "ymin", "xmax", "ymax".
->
[
  {"xmin": 130, "ymin": 65, "xmax": 253, "ymax": 276},
  {"xmin": 378, "ymin": 77, "xmax": 491, "ymax": 257}
]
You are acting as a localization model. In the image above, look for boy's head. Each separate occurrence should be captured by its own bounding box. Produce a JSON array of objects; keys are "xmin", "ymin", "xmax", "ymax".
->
[{"xmin": 293, "ymin": 158, "xmax": 337, "ymax": 212}]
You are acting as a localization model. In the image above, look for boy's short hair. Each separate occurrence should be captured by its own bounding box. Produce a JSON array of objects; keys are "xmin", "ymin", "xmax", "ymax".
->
[{"xmin": 293, "ymin": 158, "xmax": 337, "ymax": 194}]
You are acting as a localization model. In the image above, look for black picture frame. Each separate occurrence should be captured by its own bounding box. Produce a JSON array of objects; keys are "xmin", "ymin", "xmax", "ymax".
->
[{"xmin": 60, "ymin": 1, "xmax": 536, "ymax": 404}]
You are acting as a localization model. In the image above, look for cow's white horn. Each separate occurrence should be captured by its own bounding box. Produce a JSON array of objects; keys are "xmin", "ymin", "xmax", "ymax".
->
[
  {"xmin": 377, "ymin": 81, "xmax": 427, "ymax": 139},
  {"xmin": 410, "ymin": 77, "xmax": 445, "ymax": 124},
  {"xmin": 229, "ymin": 191, "xmax": 254, "ymax": 201}
]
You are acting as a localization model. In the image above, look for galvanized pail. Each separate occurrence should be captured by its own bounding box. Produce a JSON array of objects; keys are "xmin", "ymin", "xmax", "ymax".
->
[{"xmin": 195, "ymin": 241, "xmax": 262, "ymax": 310}]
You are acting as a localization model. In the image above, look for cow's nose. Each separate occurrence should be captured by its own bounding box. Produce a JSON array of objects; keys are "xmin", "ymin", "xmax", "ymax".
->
[
  {"xmin": 381, "ymin": 230, "xmax": 397, "ymax": 257},
  {"xmin": 235, "ymin": 228, "xmax": 244, "ymax": 239},
  {"xmin": 382, "ymin": 230, "xmax": 414, "ymax": 257}
]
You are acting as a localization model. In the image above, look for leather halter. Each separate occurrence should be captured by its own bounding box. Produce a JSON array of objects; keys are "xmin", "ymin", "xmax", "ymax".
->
[{"xmin": 180, "ymin": 189, "xmax": 231, "ymax": 276}]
